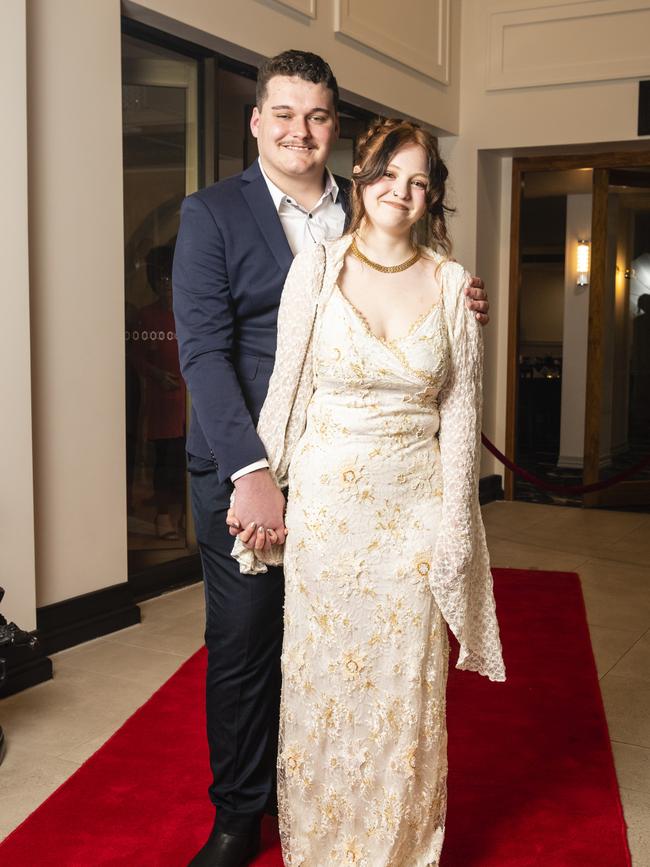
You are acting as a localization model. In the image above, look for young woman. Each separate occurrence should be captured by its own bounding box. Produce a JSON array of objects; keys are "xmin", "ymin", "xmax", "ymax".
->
[{"xmin": 231, "ymin": 118, "xmax": 505, "ymax": 866}]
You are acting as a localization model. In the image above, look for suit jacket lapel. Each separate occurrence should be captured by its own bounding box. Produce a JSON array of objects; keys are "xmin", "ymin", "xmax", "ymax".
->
[
  {"xmin": 336, "ymin": 177, "xmax": 352, "ymax": 232},
  {"xmin": 241, "ymin": 162, "xmax": 294, "ymax": 274}
]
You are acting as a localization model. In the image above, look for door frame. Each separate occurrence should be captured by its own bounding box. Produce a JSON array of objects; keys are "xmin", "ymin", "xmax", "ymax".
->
[{"xmin": 506, "ymin": 150, "xmax": 650, "ymax": 502}]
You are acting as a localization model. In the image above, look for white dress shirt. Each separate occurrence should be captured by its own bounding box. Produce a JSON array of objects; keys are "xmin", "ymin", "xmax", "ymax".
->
[{"xmin": 230, "ymin": 159, "xmax": 347, "ymax": 482}]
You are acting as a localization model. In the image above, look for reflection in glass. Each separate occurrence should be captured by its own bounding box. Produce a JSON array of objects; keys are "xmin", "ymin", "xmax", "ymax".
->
[
  {"xmin": 218, "ymin": 68, "xmax": 258, "ymax": 177},
  {"xmin": 132, "ymin": 246, "xmax": 186, "ymax": 540},
  {"xmin": 599, "ymin": 172, "xmax": 650, "ymax": 492},
  {"xmin": 122, "ymin": 33, "xmax": 198, "ymax": 571},
  {"xmin": 630, "ymin": 255, "xmax": 650, "ymax": 430},
  {"xmin": 122, "ymin": 34, "xmax": 378, "ymax": 569},
  {"xmin": 515, "ymin": 181, "xmax": 568, "ymax": 504}
]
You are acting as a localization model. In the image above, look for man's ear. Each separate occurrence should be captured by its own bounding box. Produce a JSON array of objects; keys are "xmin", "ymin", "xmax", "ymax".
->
[{"xmin": 250, "ymin": 106, "xmax": 261, "ymax": 139}]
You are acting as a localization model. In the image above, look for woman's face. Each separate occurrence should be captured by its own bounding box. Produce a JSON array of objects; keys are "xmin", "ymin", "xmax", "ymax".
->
[{"xmin": 359, "ymin": 142, "xmax": 429, "ymax": 235}]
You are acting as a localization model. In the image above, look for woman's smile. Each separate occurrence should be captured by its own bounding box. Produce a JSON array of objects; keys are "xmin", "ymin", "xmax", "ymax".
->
[{"xmin": 381, "ymin": 199, "xmax": 410, "ymax": 211}]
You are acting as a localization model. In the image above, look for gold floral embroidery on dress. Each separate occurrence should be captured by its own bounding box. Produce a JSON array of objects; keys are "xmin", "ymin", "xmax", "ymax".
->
[
  {"xmin": 309, "ymin": 598, "xmax": 345, "ymax": 647},
  {"xmin": 374, "ymin": 500, "xmax": 404, "ymax": 536},
  {"xmin": 330, "ymin": 836, "xmax": 367, "ymax": 865},
  {"xmin": 396, "ymin": 454, "xmax": 443, "ymax": 498},
  {"xmin": 337, "ymin": 458, "xmax": 375, "ymax": 504},
  {"xmin": 414, "ymin": 552, "xmax": 432, "ymax": 578},
  {"xmin": 403, "ymin": 384, "xmax": 439, "ymax": 407},
  {"xmin": 335, "ymin": 283, "xmax": 441, "ymax": 347},
  {"xmin": 281, "ymin": 744, "xmax": 313, "ymax": 792},
  {"xmin": 385, "ymin": 299, "xmax": 443, "ymax": 346},
  {"xmin": 336, "ymin": 285, "xmax": 450, "ymax": 387}
]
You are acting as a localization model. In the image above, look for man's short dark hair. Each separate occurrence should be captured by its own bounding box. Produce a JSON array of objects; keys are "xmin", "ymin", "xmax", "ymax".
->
[{"xmin": 256, "ymin": 49, "xmax": 339, "ymax": 112}]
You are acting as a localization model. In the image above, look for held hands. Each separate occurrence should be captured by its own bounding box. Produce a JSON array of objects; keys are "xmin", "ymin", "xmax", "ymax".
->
[
  {"xmin": 464, "ymin": 276, "xmax": 489, "ymax": 325},
  {"xmin": 226, "ymin": 468, "xmax": 287, "ymax": 553}
]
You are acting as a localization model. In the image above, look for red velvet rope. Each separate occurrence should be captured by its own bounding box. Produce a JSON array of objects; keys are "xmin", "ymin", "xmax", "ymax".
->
[{"xmin": 481, "ymin": 434, "xmax": 650, "ymax": 496}]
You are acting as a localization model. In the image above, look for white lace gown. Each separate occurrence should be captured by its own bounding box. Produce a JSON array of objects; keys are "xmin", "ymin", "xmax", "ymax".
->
[
  {"xmin": 230, "ymin": 235, "xmax": 505, "ymax": 866},
  {"xmin": 278, "ymin": 284, "xmax": 453, "ymax": 866}
]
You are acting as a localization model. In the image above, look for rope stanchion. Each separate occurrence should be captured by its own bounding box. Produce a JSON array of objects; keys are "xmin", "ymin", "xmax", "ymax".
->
[{"xmin": 481, "ymin": 434, "xmax": 650, "ymax": 496}]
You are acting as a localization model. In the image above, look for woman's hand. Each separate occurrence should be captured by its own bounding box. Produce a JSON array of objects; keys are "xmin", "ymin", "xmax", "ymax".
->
[
  {"xmin": 227, "ymin": 472, "xmax": 287, "ymax": 552},
  {"xmin": 227, "ymin": 509, "xmax": 284, "ymax": 553}
]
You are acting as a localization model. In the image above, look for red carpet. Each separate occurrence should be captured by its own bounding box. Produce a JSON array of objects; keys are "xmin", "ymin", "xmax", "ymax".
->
[{"xmin": 0, "ymin": 569, "xmax": 631, "ymax": 866}]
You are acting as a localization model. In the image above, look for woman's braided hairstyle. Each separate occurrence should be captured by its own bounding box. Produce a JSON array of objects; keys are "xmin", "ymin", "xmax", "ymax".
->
[{"xmin": 347, "ymin": 117, "xmax": 453, "ymax": 257}]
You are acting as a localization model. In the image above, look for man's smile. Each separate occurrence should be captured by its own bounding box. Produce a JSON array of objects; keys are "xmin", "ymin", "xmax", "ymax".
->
[{"xmin": 280, "ymin": 143, "xmax": 315, "ymax": 151}]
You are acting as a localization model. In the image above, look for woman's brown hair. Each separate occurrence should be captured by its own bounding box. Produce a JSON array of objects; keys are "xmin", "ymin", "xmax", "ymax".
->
[{"xmin": 347, "ymin": 118, "xmax": 453, "ymax": 257}]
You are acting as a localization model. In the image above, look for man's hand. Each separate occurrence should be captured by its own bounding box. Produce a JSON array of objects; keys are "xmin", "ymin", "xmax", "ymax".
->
[
  {"xmin": 464, "ymin": 275, "xmax": 489, "ymax": 325},
  {"xmin": 228, "ymin": 469, "xmax": 286, "ymax": 551}
]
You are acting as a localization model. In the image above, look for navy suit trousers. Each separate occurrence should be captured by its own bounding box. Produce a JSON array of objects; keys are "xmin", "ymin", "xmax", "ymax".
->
[{"xmin": 189, "ymin": 453, "xmax": 284, "ymax": 834}]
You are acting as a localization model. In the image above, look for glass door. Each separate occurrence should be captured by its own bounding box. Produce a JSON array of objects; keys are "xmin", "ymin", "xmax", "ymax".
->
[
  {"xmin": 584, "ymin": 168, "xmax": 650, "ymax": 507},
  {"xmin": 120, "ymin": 24, "xmax": 379, "ymax": 579},
  {"xmin": 122, "ymin": 33, "xmax": 200, "ymax": 573},
  {"xmin": 507, "ymin": 155, "xmax": 650, "ymax": 507}
]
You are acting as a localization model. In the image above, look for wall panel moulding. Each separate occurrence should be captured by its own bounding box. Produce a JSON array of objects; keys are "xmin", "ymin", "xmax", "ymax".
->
[
  {"xmin": 273, "ymin": 0, "xmax": 317, "ymax": 17},
  {"xmin": 486, "ymin": 0, "xmax": 650, "ymax": 91},
  {"xmin": 334, "ymin": 0, "xmax": 450, "ymax": 84}
]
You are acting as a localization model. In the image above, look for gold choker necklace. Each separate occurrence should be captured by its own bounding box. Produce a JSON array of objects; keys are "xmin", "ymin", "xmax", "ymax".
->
[{"xmin": 350, "ymin": 239, "xmax": 421, "ymax": 273}]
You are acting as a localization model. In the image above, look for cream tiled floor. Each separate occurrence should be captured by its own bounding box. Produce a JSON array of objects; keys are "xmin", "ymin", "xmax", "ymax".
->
[{"xmin": 0, "ymin": 501, "xmax": 648, "ymax": 863}]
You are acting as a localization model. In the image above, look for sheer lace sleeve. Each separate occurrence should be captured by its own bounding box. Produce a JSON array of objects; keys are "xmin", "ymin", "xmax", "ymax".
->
[
  {"xmin": 259, "ymin": 244, "xmax": 325, "ymax": 490},
  {"xmin": 430, "ymin": 262, "xmax": 506, "ymax": 682},
  {"xmin": 230, "ymin": 244, "xmax": 325, "ymax": 574}
]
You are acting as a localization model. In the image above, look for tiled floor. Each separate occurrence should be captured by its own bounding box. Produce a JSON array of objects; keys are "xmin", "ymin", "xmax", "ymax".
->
[{"xmin": 1, "ymin": 501, "xmax": 648, "ymax": 863}]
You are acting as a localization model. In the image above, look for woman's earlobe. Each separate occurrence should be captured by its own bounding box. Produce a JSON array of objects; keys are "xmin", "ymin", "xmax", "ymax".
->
[{"xmin": 352, "ymin": 165, "xmax": 361, "ymax": 175}]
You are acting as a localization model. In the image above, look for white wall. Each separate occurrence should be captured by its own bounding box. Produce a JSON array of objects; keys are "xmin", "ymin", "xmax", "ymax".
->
[
  {"xmin": 126, "ymin": 0, "xmax": 461, "ymax": 133},
  {"xmin": 472, "ymin": 151, "xmax": 513, "ymax": 473},
  {"xmin": 27, "ymin": 0, "xmax": 127, "ymax": 607},
  {"xmin": 442, "ymin": 0, "xmax": 650, "ymax": 476},
  {"xmin": 558, "ymin": 194, "xmax": 592, "ymax": 468},
  {"xmin": 1, "ymin": 0, "xmax": 36, "ymax": 629}
]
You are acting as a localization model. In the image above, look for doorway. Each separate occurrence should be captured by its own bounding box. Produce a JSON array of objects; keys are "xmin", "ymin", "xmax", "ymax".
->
[
  {"xmin": 506, "ymin": 152, "xmax": 650, "ymax": 509},
  {"xmin": 122, "ymin": 30, "xmax": 200, "ymax": 580}
]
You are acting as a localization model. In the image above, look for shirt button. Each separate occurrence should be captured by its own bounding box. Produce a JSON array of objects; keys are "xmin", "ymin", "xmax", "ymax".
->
[{"xmin": 308, "ymin": 213, "xmax": 312, "ymax": 219}]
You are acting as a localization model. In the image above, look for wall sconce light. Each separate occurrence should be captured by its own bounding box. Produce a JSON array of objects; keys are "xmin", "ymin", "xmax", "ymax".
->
[{"xmin": 577, "ymin": 240, "xmax": 590, "ymax": 286}]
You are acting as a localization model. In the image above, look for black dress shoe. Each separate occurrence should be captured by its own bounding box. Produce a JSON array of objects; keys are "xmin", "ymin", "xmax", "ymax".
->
[{"xmin": 187, "ymin": 827, "xmax": 260, "ymax": 867}]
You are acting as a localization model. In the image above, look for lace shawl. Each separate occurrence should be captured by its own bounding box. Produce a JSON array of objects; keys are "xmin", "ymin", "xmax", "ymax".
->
[{"xmin": 232, "ymin": 235, "xmax": 506, "ymax": 682}]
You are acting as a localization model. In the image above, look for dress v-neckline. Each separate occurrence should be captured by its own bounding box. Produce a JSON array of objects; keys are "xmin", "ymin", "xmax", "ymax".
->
[{"xmin": 335, "ymin": 284, "xmax": 443, "ymax": 347}]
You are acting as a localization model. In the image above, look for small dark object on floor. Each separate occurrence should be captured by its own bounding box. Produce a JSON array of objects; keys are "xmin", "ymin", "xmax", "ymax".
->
[
  {"xmin": 0, "ymin": 586, "xmax": 38, "ymax": 651},
  {"xmin": 0, "ymin": 586, "xmax": 40, "ymax": 755}
]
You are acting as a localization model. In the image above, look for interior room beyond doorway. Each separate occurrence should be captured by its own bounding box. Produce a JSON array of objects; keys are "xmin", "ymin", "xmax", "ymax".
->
[{"xmin": 506, "ymin": 153, "xmax": 650, "ymax": 512}]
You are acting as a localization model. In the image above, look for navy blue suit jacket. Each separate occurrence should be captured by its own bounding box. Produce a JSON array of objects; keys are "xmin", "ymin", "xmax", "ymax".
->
[{"xmin": 172, "ymin": 160, "xmax": 350, "ymax": 501}]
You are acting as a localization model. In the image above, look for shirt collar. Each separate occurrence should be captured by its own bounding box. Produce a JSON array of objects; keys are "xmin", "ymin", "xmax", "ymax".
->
[{"xmin": 258, "ymin": 158, "xmax": 339, "ymax": 212}]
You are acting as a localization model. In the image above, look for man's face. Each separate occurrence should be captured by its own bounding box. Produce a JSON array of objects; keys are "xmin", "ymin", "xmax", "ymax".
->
[{"xmin": 250, "ymin": 75, "xmax": 339, "ymax": 184}]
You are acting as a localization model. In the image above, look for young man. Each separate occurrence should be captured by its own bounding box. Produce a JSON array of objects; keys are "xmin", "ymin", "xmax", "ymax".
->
[{"xmin": 173, "ymin": 50, "xmax": 490, "ymax": 867}]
